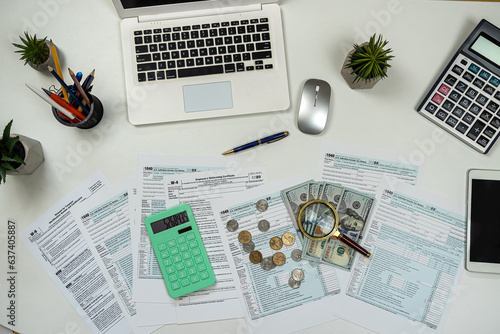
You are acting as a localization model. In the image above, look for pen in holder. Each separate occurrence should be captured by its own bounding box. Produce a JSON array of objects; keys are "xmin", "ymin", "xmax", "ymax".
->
[{"xmin": 51, "ymin": 86, "xmax": 104, "ymax": 129}]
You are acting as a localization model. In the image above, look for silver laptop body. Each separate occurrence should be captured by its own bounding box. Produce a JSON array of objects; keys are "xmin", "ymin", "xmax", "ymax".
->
[{"xmin": 112, "ymin": 0, "xmax": 290, "ymax": 125}]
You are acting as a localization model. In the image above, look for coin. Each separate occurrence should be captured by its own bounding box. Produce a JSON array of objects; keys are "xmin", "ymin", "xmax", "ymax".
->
[
  {"xmin": 291, "ymin": 249, "xmax": 302, "ymax": 262},
  {"xmin": 258, "ymin": 219, "xmax": 270, "ymax": 232},
  {"xmin": 238, "ymin": 230, "xmax": 252, "ymax": 244},
  {"xmin": 260, "ymin": 256, "xmax": 276, "ymax": 270},
  {"xmin": 272, "ymin": 252, "xmax": 286, "ymax": 266},
  {"xmin": 249, "ymin": 250, "xmax": 263, "ymax": 264},
  {"xmin": 226, "ymin": 219, "xmax": 239, "ymax": 232},
  {"xmin": 269, "ymin": 236, "xmax": 283, "ymax": 250},
  {"xmin": 291, "ymin": 268, "xmax": 304, "ymax": 282},
  {"xmin": 282, "ymin": 232, "xmax": 295, "ymax": 246},
  {"xmin": 243, "ymin": 240, "xmax": 255, "ymax": 253},
  {"xmin": 256, "ymin": 199, "xmax": 269, "ymax": 212},
  {"xmin": 288, "ymin": 277, "xmax": 301, "ymax": 289}
]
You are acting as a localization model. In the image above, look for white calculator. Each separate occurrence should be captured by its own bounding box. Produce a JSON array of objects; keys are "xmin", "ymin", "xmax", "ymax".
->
[{"xmin": 417, "ymin": 19, "xmax": 500, "ymax": 154}]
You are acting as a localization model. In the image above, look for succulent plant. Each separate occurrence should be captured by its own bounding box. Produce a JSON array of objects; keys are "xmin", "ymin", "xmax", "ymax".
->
[
  {"xmin": 12, "ymin": 32, "xmax": 49, "ymax": 67},
  {"xmin": 344, "ymin": 34, "xmax": 394, "ymax": 83},
  {"xmin": 0, "ymin": 120, "xmax": 25, "ymax": 184}
]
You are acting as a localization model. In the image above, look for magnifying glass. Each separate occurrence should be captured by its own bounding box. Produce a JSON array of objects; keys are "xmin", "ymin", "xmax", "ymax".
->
[{"xmin": 297, "ymin": 200, "xmax": 371, "ymax": 258}]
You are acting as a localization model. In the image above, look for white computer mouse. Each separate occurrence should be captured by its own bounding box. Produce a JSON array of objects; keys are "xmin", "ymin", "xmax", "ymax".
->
[{"xmin": 297, "ymin": 79, "xmax": 331, "ymax": 135}]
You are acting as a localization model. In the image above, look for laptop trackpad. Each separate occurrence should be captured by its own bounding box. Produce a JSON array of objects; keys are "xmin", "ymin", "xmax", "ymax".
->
[{"xmin": 183, "ymin": 81, "xmax": 233, "ymax": 113}]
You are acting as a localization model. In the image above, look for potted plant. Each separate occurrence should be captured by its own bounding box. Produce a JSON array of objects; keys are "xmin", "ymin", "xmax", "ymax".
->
[
  {"xmin": 341, "ymin": 34, "xmax": 394, "ymax": 89},
  {"xmin": 0, "ymin": 120, "xmax": 44, "ymax": 184},
  {"xmin": 12, "ymin": 32, "xmax": 55, "ymax": 70}
]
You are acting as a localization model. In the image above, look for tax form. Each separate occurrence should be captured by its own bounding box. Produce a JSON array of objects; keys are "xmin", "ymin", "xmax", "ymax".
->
[
  {"xmin": 72, "ymin": 176, "xmax": 163, "ymax": 332},
  {"xmin": 19, "ymin": 172, "xmax": 133, "ymax": 334},
  {"xmin": 132, "ymin": 155, "xmax": 235, "ymax": 304},
  {"xmin": 212, "ymin": 175, "xmax": 342, "ymax": 334},
  {"xmin": 338, "ymin": 181, "xmax": 466, "ymax": 334},
  {"xmin": 317, "ymin": 141, "xmax": 420, "ymax": 193},
  {"xmin": 164, "ymin": 167, "xmax": 266, "ymax": 323}
]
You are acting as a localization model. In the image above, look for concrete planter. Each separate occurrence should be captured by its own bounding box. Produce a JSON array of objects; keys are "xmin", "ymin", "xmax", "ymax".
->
[{"xmin": 5, "ymin": 134, "xmax": 44, "ymax": 176}]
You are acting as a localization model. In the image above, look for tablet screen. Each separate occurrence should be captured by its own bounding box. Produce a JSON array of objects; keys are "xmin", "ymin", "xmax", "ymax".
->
[{"xmin": 470, "ymin": 179, "xmax": 500, "ymax": 263}]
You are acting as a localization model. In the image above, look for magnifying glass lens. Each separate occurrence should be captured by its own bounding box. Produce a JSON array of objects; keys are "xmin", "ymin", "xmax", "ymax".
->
[{"xmin": 301, "ymin": 202, "xmax": 336, "ymax": 238}]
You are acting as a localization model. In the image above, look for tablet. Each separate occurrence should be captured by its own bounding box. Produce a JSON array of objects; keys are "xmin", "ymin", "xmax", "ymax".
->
[{"xmin": 466, "ymin": 169, "xmax": 500, "ymax": 273}]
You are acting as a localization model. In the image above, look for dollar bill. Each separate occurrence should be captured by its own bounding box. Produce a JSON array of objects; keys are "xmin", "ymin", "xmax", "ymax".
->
[
  {"xmin": 320, "ymin": 187, "xmax": 374, "ymax": 270},
  {"xmin": 301, "ymin": 182, "xmax": 344, "ymax": 264},
  {"xmin": 280, "ymin": 180, "xmax": 312, "ymax": 240}
]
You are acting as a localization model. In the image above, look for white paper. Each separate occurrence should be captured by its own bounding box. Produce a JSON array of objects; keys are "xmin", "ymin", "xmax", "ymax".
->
[
  {"xmin": 71, "ymin": 175, "xmax": 164, "ymax": 333},
  {"xmin": 132, "ymin": 155, "xmax": 237, "ymax": 304},
  {"xmin": 212, "ymin": 174, "xmax": 343, "ymax": 334},
  {"xmin": 317, "ymin": 141, "xmax": 420, "ymax": 194},
  {"xmin": 163, "ymin": 167, "xmax": 266, "ymax": 323},
  {"xmin": 338, "ymin": 181, "xmax": 466, "ymax": 334},
  {"xmin": 19, "ymin": 172, "xmax": 133, "ymax": 334}
]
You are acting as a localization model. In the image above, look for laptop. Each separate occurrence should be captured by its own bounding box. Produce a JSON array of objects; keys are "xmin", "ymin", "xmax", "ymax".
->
[{"xmin": 112, "ymin": 0, "xmax": 290, "ymax": 125}]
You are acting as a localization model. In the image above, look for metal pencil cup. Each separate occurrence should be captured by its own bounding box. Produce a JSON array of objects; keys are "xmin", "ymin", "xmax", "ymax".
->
[{"xmin": 51, "ymin": 88, "xmax": 104, "ymax": 129}]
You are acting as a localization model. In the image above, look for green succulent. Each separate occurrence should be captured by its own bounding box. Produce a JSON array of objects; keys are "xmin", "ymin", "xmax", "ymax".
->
[
  {"xmin": 345, "ymin": 34, "xmax": 394, "ymax": 83},
  {"xmin": 12, "ymin": 32, "xmax": 49, "ymax": 66},
  {"xmin": 0, "ymin": 120, "xmax": 25, "ymax": 184}
]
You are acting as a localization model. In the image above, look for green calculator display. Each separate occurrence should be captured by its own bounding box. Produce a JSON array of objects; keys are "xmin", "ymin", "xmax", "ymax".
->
[{"xmin": 145, "ymin": 203, "xmax": 215, "ymax": 298}]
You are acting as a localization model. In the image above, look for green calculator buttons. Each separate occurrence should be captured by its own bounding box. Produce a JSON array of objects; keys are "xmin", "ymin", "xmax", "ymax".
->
[{"xmin": 145, "ymin": 203, "xmax": 216, "ymax": 298}]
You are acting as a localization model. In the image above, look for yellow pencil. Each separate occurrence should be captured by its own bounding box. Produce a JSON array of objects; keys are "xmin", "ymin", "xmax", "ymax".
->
[{"xmin": 50, "ymin": 40, "xmax": 69, "ymax": 102}]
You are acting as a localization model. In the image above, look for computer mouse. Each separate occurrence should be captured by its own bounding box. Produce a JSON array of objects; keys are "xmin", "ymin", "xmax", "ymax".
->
[{"xmin": 297, "ymin": 79, "xmax": 331, "ymax": 135}]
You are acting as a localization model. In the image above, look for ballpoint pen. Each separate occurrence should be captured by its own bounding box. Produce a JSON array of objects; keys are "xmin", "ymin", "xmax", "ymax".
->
[
  {"xmin": 222, "ymin": 131, "xmax": 290, "ymax": 155},
  {"xmin": 42, "ymin": 88, "xmax": 86, "ymax": 121},
  {"xmin": 25, "ymin": 84, "xmax": 78, "ymax": 122}
]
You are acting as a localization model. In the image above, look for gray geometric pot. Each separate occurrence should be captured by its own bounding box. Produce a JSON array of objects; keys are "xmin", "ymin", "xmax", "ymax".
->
[
  {"xmin": 341, "ymin": 45, "xmax": 387, "ymax": 90},
  {"xmin": 28, "ymin": 40, "xmax": 56, "ymax": 71},
  {"xmin": 6, "ymin": 134, "xmax": 44, "ymax": 175}
]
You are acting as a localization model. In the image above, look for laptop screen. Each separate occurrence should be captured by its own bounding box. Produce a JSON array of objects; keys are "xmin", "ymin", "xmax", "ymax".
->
[{"xmin": 121, "ymin": 0, "xmax": 208, "ymax": 9}]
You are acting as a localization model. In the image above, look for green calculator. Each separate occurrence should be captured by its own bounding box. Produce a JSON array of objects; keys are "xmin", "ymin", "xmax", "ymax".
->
[{"xmin": 145, "ymin": 203, "xmax": 215, "ymax": 298}]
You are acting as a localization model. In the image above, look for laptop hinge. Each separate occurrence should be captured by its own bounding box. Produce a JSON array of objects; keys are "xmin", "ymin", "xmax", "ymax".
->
[{"xmin": 138, "ymin": 4, "xmax": 263, "ymax": 23}]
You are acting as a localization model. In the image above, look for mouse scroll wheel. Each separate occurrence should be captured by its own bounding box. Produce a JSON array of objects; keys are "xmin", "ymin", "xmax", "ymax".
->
[{"xmin": 315, "ymin": 85, "xmax": 320, "ymax": 92}]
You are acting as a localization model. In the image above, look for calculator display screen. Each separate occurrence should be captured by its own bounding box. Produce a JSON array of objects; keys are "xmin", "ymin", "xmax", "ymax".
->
[
  {"xmin": 151, "ymin": 210, "xmax": 190, "ymax": 234},
  {"xmin": 470, "ymin": 33, "xmax": 500, "ymax": 67}
]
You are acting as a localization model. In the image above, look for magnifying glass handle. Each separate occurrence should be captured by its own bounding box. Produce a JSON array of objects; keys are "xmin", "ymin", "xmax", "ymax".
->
[{"xmin": 338, "ymin": 234, "xmax": 371, "ymax": 258}]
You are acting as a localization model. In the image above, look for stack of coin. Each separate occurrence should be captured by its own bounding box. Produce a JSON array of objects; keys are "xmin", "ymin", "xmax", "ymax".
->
[{"xmin": 288, "ymin": 268, "xmax": 304, "ymax": 289}]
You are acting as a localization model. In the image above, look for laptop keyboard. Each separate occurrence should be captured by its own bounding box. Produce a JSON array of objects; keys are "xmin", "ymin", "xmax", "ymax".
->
[{"xmin": 134, "ymin": 18, "xmax": 274, "ymax": 82}]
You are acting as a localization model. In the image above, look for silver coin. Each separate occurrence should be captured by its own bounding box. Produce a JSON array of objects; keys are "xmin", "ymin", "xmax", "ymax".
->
[
  {"xmin": 226, "ymin": 219, "xmax": 239, "ymax": 232},
  {"xmin": 258, "ymin": 219, "xmax": 270, "ymax": 232},
  {"xmin": 256, "ymin": 199, "xmax": 269, "ymax": 212},
  {"xmin": 291, "ymin": 249, "xmax": 302, "ymax": 262},
  {"xmin": 288, "ymin": 277, "xmax": 301, "ymax": 289},
  {"xmin": 291, "ymin": 268, "xmax": 304, "ymax": 282},
  {"xmin": 260, "ymin": 256, "xmax": 276, "ymax": 271},
  {"xmin": 243, "ymin": 240, "xmax": 255, "ymax": 253}
]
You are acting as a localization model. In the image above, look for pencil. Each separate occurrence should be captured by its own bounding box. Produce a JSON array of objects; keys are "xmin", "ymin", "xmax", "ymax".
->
[
  {"xmin": 47, "ymin": 65, "xmax": 89, "ymax": 114},
  {"xmin": 25, "ymin": 83, "xmax": 78, "ymax": 122},
  {"xmin": 68, "ymin": 68, "xmax": 91, "ymax": 106},
  {"xmin": 82, "ymin": 69, "xmax": 95, "ymax": 92},
  {"xmin": 49, "ymin": 40, "xmax": 69, "ymax": 103}
]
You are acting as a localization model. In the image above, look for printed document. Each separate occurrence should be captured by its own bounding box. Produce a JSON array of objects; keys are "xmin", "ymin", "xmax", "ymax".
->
[
  {"xmin": 164, "ymin": 167, "xmax": 266, "ymax": 323},
  {"xmin": 318, "ymin": 141, "xmax": 420, "ymax": 193},
  {"xmin": 132, "ymin": 155, "xmax": 236, "ymax": 304},
  {"xmin": 72, "ymin": 176, "xmax": 164, "ymax": 332},
  {"xmin": 338, "ymin": 181, "xmax": 466, "ymax": 334},
  {"xmin": 213, "ymin": 175, "xmax": 342, "ymax": 334},
  {"xmin": 19, "ymin": 172, "xmax": 133, "ymax": 334}
]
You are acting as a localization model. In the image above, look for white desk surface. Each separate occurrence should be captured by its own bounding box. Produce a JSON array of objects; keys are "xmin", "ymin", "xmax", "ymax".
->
[{"xmin": 1, "ymin": 0, "xmax": 500, "ymax": 333}]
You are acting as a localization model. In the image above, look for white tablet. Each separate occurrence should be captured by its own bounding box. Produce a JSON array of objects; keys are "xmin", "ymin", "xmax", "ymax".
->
[{"xmin": 466, "ymin": 169, "xmax": 500, "ymax": 273}]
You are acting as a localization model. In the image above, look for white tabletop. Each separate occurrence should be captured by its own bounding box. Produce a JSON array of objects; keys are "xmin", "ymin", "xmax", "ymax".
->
[{"xmin": 1, "ymin": 0, "xmax": 500, "ymax": 333}]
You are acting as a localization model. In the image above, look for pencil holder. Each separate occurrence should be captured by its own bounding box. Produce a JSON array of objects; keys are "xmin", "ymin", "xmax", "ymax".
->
[{"xmin": 51, "ymin": 88, "xmax": 104, "ymax": 129}]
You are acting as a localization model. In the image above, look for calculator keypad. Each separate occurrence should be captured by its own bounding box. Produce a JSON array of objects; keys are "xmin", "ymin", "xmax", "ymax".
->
[
  {"xmin": 158, "ymin": 232, "xmax": 212, "ymax": 293},
  {"xmin": 421, "ymin": 54, "xmax": 500, "ymax": 153}
]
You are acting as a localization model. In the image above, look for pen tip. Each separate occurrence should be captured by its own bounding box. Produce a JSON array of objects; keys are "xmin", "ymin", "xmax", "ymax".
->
[{"xmin": 222, "ymin": 150, "xmax": 234, "ymax": 156}]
